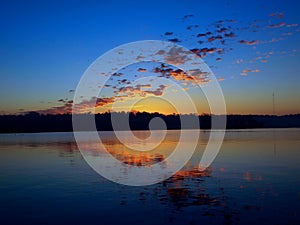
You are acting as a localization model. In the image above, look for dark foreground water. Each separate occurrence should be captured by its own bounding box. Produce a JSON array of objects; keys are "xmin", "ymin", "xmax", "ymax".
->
[{"xmin": 0, "ymin": 129, "xmax": 299, "ymax": 225}]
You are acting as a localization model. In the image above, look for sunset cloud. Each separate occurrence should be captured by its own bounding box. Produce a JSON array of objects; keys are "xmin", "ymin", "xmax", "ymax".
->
[
  {"xmin": 186, "ymin": 25, "xmax": 199, "ymax": 30},
  {"xmin": 4, "ymin": 0, "xmax": 300, "ymax": 118},
  {"xmin": 112, "ymin": 72, "xmax": 123, "ymax": 77},
  {"xmin": 138, "ymin": 68, "xmax": 147, "ymax": 72},
  {"xmin": 72, "ymin": 97, "xmax": 116, "ymax": 113},
  {"xmin": 190, "ymin": 47, "xmax": 223, "ymax": 57},
  {"xmin": 197, "ymin": 31, "xmax": 212, "ymax": 37},
  {"xmin": 158, "ymin": 10, "xmax": 299, "ymax": 80},
  {"xmin": 216, "ymin": 27, "xmax": 228, "ymax": 33},
  {"xmin": 267, "ymin": 22, "xmax": 285, "ymax": 29},
  {"xmin": 224, "ymin": 32, "xmax": 235, "ymax": 38},
  {"xmin": 240, "ymin": 69, "xmax": 260, "ymax": 76},
  {"xmin": 164, "ymin": 32, "xmax": 173, "ymax": 36},
  {"xmin": 117, "ymin": 79, "xmax": 129, "ymax": 84},
  {"xmin": 153, "ymin": 66, "xmax": 210, "ymax": 84},
  {"xmin": 239, "ymin": 40, "xmax": 259, "ymax": 45},
  {"xmin": 168, "ymin": 38, "xmax": 181, "ymax": 43},
  {"xmin": 95, "ymin": 97, "xmax": 115, "ymax": 107},
  {"xmin": 269, "ymin": 12, "xmax": 284, "ymax": 19},
  {"xmin": 46, "ymin": 83, "xmax": 169, "ymax": 115},
  {"xmin": 182, "ymin": 14, "xmax": 194, "ymax": 20},
  {"xmin": 164, "ymin": 46, "xmax": 190, "ymax": 65},
  {"xmin": 208, "ymin": 35, "xmax": 223, "ymax": 42},
  {"xmin": 115, "ymin": 84, "xmax": 167, "ymax": 98},
  {"xmin": 29, "ymin": 12, "xmax": 300, "ymax": 116},
  {"xmin": 36, "ymin": 101, "xmax": 74, "ymax": 114},
  {"xmin": 42, "ymin": 13, "xmax": 299, "ymax": 116},
  {"xmin": 36, "ymin": 96, "xmax": 118, "ymax": 115}
]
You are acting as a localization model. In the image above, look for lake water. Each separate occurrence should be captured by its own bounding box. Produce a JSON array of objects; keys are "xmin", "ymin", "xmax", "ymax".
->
[{"xmin": 0, "ymin": 129, "xmax": 299, "ymax": 225}]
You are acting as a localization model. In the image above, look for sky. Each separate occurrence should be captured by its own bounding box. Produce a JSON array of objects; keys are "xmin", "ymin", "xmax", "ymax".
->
[{"xmin": 0, "ymin": 0, "xmax": 300, "ymax": 115}]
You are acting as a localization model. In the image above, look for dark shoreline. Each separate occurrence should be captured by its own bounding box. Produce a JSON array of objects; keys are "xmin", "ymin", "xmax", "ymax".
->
[{"xmin": 1, "ymin": 112, "xmax": 300, "ymax": 134}]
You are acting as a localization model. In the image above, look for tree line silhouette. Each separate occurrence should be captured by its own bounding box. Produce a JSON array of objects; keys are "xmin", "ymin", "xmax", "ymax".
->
[{"xmin": 0, "ymin": 111, "xmax": 300, "ymax": 133}]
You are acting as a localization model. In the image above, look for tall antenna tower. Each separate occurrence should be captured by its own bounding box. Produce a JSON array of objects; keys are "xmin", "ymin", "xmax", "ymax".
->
[
  {"xmin": 272, "ymin": 92, "xmax": 275, "ymax": 115},
  {"xmin": 272, "ymin": 92, "xmax": 276, "ymax": 155}
]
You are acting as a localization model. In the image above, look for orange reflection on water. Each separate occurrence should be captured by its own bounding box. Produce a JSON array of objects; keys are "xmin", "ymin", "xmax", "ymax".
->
[
  {"xmin": 244, "ymin": 171, "xmax": 263, "ymax": 181},
  {"xmin": 161, "ymin": 167, "xmax": 219, "ymax": 207},
  {"xmin": 114, "ymin": 151, "xmax": 165, "ymax": 167},
  {"xmin": 171, "ymin": 167, "xmax": 212, "ymax": 182}
]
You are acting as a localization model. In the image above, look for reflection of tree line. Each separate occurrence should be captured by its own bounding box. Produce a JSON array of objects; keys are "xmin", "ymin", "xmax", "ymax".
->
[{"xmin": 1, "ymin": 111, "xmax": 300, "ymax": 133}]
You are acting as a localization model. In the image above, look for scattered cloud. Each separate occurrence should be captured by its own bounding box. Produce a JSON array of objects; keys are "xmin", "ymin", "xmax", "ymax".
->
[
  {"xmin": 216, "ymin": 27, "xmax": 228, "ymax": 33},
  {"xmin": 190, "ymin": 47, "xmax": 223, "ymax": 57},
  {"xmin": 34, "ymin": 13, "xmax": 300, "ymax": 115},
  {"xmin": 208, "ymin": 35, "xmax": 223, "ymax": 42},
  {"xmin": 182, "ymin": 14, "xmax": 194, "ymax": 20},
  {"xmin": 282, "ymin": 32, "xmax": 293, "ymax": 36},
  {"xmin": 239, "ymin": 40, "xmax": 259, "ymax": 45},
  {"xmin": 165, "ymin": 46, "xmax": 190, "ymax": 65},
  {"xmin": 156, "ymin": 50, "xmax": 166, "ymax": 55},
  {"xmin": 235, "ymin": 59, "xmax": 244, "ymax": 64},
  {"xmin": 240, "ymin": 69, "xmax": 260, "ymax": 76},
  {"xmin": 117, "ymin": 84, "xmax": 166, "ymax": 97},
  {"xmin": 112, "ymin": 72, "xmax": 123, "ymax": 77},
  {"xmin": 286, "ymin": 23, "xmax": 298, "ymax": 28},
  {"xmin": 267, "ymin": 22, "xmax": 285, "ymax": 29},
  {"xmin": 72, "ymin": 97, "xmax": 116, "ymax": 113},
  {"xmin": 168, "ymin": 38, "xmax": 181, "ymax": 43},
  {"xmin": 138, "ymin": 68, "xmax": 147, "ymax": 72},
  {"xmin": 164, "ymin": 32, "xmax": 173, "ymax": 36},
  {"xmin": 197, "ymin": 31, "xmax": 212, "ymax": 37},
  {"xmin": 153, "ymin": 65, "xmax": 210, "ymax": 84},
  {"xmin": 269, "ymin": 12, "xmax": 284, "ymax": 19},
  {"xmin": 186, "ymin": 25, "xmax": 199, "ymax": 30},
  {"xmin": 224, "ymin": 32, "xmax": 235, "ymax": 38}
]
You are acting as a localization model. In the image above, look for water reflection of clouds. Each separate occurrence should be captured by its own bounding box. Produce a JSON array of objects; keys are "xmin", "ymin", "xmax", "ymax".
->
[{"xmin": 1, "ymin": 130, "xmax": 300, "ymax": 224}]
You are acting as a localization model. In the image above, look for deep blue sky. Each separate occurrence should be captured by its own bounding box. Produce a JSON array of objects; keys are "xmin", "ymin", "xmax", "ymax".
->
[{"xmin": 1, "ymin": 0, "xmax": 300, "ymax": 114}]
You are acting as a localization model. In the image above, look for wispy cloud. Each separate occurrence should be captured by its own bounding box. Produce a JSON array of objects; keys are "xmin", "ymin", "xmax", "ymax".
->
[
  {"xmin": 286, "ymin": 23, "xmax": 298, "ymax": 28},
  {"xmin": 182, "ymin": 14, "xmax": 194, "ymax": 20},
  {"xmin": 269, "ymin": 12, "xmax": 284, "ymax": 19},
  {"xmin": 240, "ymin": 69, "xmax": 260, "ymax": 76},
  {"xmin": 239, "ymin": 40, "xmax": 259, "ymax": 45},
  {"xmin": 267, "ymin": 22, "xmax": 285, "ymax": 29}
]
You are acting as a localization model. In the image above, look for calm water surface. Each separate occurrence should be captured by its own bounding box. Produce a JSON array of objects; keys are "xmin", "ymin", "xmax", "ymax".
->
[{"xmin": 0, "ymin": 129, "xmax": 299, "ymax": 225}]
